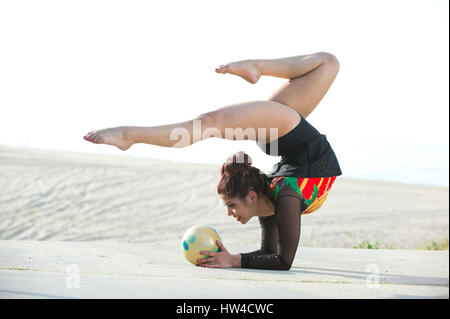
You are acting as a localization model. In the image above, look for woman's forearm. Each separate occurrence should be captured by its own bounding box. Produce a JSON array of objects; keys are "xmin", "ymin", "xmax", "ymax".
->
[{"xmin": 240, "ymin": 252, "xmax": 291, "ymax": 270}]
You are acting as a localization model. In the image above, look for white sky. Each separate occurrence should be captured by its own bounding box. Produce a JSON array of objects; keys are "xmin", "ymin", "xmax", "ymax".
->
[{"xmin": 0, "ymin": 0, "xmax": 448, "ymax": 176}]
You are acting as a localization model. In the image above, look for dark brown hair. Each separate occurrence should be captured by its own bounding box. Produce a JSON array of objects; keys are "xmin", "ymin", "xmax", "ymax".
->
[{"xmin": 217, "ymin": 151, "xmax": 267, "ymax": 199}]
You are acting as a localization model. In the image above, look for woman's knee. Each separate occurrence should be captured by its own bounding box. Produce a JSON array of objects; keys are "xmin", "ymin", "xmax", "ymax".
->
[
  {"xmin": 320, "ymin": 52, "xmax": 340, "ymax": 74},
  {"xmin": 194, "ymin": 112, "xmax": 225, "ymax": 140},
  {"xmin": 196, "ymin": 111, "xmax": 223, "ymax": 130}
]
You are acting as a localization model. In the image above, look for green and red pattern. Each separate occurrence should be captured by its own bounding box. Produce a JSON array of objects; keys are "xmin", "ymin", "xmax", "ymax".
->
[{"xmin": 266, "ymin": 176, "xmax": 337, "ymax": 214}]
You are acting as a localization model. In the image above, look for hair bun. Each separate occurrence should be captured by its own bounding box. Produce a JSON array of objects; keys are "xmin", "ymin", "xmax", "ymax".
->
[
  {"xmin": 222, "ymin": 151, "xmax": 252, "ymax": 176},
  {"xmin": 217, "ymin": 151, "xmax": 266, "ymax": 199},
  {"xmin": 227, "ymin": 151, "xmax": 252, "ymax": 167}
]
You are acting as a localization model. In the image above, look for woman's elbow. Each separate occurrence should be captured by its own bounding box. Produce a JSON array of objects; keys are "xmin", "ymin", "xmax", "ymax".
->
[
  {"xmin": 280, "ymin": 264, "xmax": 292, "ymax": 271},
  {"xmin": 279, "ymin": 258, "xmax": 293, "ymax": 271}
]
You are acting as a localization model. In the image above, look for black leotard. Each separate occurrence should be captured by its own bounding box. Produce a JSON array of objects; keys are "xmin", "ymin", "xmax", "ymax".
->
[
  {"xmin": 240, "ymin": 115, "xmax": 341, "ymax": 270},
  {"xmin": 257, "ymin": 114, "xmax": 342, "ymax": 178}
]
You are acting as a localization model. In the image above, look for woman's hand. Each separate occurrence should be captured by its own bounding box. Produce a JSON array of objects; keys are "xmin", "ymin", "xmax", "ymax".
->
[{"xmin": 197, "ymin": 240, "xmax": 241, "ymax": 268}]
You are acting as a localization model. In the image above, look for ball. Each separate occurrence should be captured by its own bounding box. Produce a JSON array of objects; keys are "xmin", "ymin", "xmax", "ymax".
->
[{"xmin": 181, "ymin": 224, "xmax": 221, "ymax": 265}]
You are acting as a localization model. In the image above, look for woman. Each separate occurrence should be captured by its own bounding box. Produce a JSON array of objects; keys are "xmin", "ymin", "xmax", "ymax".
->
[{"xmin": 84, "ymin": 52, "xmax": 342, "ymax": 270}]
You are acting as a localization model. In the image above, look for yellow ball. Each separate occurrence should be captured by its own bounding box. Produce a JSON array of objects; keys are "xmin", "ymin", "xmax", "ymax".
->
[{"xmin": 181, "ymin": 224, "xmax": 221, "ymax": 265}]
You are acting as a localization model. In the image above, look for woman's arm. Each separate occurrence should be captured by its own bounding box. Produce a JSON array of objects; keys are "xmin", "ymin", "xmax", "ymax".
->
[
  {"xmin": 197, "ymin": 216, "xmax": 279, "ymax": 268},
  {"xmin": 197, "ymin": 187, "xmax": 303, "ymax": 270},
  {"xmin": 240, "ymin": 187, "xmax": 303, "ymax": 270},
  {"xmin": 240, "ymin": 214, "xmax": 279, "ymax": 257}
]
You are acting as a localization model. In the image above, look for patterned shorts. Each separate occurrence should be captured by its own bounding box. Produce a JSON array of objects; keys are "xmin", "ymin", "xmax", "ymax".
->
[{"xmin": 268, "ymin": 176, "xmax": 337, "ymax": 215}]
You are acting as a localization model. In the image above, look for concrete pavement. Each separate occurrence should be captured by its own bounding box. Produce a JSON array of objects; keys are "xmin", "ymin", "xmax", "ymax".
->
[{"xmin": 0, "ymin": 240, "xmax": 448, "ymax": 299}]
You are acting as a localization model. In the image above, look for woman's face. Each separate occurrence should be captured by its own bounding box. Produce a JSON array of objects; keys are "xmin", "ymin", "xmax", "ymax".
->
[{"xmin": 220, "ymin": 191, "xmax": 258, "ymax": 224}]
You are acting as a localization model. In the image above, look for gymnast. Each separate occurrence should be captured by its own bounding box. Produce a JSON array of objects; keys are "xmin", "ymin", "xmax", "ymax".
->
[{"xmin": 84, "ymin": 52, "xmax": 342, "ymax": 270}]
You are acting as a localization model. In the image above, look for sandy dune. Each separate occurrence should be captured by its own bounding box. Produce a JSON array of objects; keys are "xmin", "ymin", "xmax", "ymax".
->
[{"xmin": 0, "ymin": 145, "xmax": 448, "ymax": 251}]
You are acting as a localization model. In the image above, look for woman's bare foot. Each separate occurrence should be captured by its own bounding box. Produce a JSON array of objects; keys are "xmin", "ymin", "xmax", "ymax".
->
[
  {"xmin": 83, "ymin": 126, "xmax": 134, "ymax": 151},
  {"xmin": 215, "ymin": 60, "xmax": 261, "ymax": 84}
]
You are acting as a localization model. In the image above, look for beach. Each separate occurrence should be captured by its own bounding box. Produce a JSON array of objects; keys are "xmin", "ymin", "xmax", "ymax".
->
[
  {"xmin": 0, "ymin": 145, "xmax": 448, "ymax": 298},
  {"xmin": 0, "ymin": 145, "xmax": 448, "ymax": 249}
]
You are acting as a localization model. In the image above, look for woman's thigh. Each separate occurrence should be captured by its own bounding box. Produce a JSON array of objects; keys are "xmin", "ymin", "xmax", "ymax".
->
[
  {"xmin": 203, "ymin": 100, "xmax": 300, "ymax": 143},
  {"xmin": 268, "ymin": 57, "xmax": 339, "ymax": 118}
]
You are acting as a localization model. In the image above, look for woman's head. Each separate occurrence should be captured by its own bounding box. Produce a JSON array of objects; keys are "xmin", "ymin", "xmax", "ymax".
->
[{"xmin": 216, "ymin": 152, "xmax": 267, "ymax": 224}]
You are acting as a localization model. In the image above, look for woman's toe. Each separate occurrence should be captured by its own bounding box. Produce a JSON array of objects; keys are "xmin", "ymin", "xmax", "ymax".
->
[{"xmin": 215, "ymin": 65, "xmax": 228, "ymax": 73}]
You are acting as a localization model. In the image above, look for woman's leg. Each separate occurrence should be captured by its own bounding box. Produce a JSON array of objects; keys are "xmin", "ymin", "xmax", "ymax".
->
[
  {"xmin": 216, "ymin": 52, "xmax": 340, "ymax": 118},
  {"xmin": 84, "ymin": 100, "xmax": 300, "ymax": 151},
  {"xmin": 84, "ymin": 52, "xmax": 339, "ymax": 151}
]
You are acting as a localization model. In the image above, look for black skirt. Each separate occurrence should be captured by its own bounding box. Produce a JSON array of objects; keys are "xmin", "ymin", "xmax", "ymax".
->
[{"xmin": 257, "ymin": 114, "xmax": 342, "ymax": 178}]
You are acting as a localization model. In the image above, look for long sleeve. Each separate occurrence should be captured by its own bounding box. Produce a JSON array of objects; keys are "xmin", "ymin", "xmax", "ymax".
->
[
  {"xmin": 240, "ymin": 186, "xmax": 303, "ymax": 270},
  {"xmin": 239, "ymin": 214, "xmax": 278, "ymax": 257}
]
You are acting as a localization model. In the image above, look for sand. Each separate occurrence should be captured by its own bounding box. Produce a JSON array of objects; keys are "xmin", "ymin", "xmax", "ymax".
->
[
  {"xmin": 0, "ymin": 145, "xmax": 448, "ymax": 250},
  {"xmin": 0, "ymin": 145, "xmax": 448, "ymax": 299}
]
